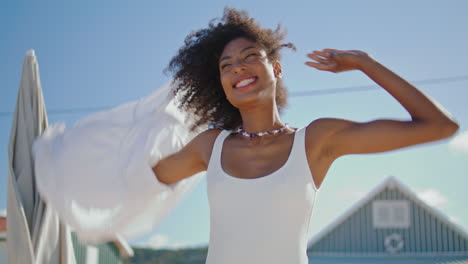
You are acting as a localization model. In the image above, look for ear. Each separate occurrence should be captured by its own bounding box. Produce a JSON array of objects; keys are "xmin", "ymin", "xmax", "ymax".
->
[{"xmin": 273, "ymin": 61, "xmax": 282, "ymax": 78}]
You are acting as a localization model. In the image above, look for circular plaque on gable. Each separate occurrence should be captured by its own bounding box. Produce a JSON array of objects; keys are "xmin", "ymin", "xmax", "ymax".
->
[{"xmin": 384, "ymin": 233, "xmax": 404, "ymax": 253}]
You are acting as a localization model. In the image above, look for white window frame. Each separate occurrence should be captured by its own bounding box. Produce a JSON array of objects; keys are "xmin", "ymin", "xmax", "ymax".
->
[{"xmin": 372, "ymin": 200, "xmax": 410, "ymax": 228}]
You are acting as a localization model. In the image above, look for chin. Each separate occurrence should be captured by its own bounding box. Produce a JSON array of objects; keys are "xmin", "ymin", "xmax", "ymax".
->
[{"xmin": 229, "ymin": 93, "xmax": 274, "ymax": 110}]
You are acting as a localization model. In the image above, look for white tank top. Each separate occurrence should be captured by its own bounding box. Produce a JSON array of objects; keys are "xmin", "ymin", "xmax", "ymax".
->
[{"xmin": 205, "ymin": 127, "xmax": 319, "ymax": 264}]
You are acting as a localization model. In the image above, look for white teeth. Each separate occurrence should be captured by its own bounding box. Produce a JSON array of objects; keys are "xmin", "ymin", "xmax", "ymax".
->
[{"xmin": 235, "ymin": 78, "xmax": 255, "ymax": 88}]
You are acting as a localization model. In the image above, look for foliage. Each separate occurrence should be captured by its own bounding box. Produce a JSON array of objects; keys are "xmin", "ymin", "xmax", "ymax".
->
[{"xmin": 129, "ymin": 246, "xmax": 208, "ymax": 264}]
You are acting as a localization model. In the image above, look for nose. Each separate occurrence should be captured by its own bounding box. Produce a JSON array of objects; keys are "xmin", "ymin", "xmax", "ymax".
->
[{"xmin": 232, "ymin": 59, "xmax": 246, "ymax": 74}]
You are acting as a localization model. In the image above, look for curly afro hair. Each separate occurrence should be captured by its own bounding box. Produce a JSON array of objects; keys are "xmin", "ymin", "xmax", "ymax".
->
[{"xmin": 166, "ymin": 7, "xmax": 295, "ymax": 131}]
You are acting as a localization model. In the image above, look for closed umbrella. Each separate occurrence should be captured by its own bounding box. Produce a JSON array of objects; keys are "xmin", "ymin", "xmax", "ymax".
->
[{"xmin": 7, "ymin": 49, "xmax": 76, "ymax": 264}]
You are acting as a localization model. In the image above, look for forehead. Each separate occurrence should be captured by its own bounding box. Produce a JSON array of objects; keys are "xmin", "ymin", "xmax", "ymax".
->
[{"xmin": 220, "ymin": 38, "xmax": 264, "ymax": 58}]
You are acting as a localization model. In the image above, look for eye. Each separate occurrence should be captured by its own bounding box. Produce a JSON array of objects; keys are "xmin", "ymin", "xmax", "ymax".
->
[
  {"xmin": 244, "ymin": 53, "xmax": 258, "ymax": 61},
  {"xmin": 220, "ymin": 63, "xmax": 232, "ymax": 70}
]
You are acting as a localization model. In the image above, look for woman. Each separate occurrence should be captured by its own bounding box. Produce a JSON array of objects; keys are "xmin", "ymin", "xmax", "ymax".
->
[
  {"xmin": 31, "ymin": 6, "xmax": 458, "ymax": 263},
  {"xmin": 151, "ymin": 7, "xmax": 459, "ymax": 264}
]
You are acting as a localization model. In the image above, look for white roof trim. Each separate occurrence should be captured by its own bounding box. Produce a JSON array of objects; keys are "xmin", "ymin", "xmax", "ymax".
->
[{"xmin": 308, "ymin": 176, "xmax": 468, "ymax": 248}]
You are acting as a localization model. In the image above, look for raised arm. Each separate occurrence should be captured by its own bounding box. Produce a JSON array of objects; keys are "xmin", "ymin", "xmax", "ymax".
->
[{"xmin": 305, "ymin": 49, "xmax": 459, "ymax": 159}]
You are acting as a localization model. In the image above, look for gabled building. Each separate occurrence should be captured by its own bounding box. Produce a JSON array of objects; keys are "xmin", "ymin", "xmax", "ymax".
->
[{"xmin": 307, "ymin": 176, "xmax": 468, "ymax": 264}]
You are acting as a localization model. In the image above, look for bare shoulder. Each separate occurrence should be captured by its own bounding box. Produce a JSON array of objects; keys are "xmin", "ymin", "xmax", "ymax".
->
[
  {"xmin": 306, "ymin": 118, "xmax": 351, "ymax": 141},
  {"xmin": 301, "ymin": 118, "xmax": 357, "ymax": 188},
  {"xmin": 307, "ymin": 117, "xmax": 353, "ymax": 131},
  {"xmin": 192, "ymin": 128, "xmax": 223, "ymax": 147},
  {"xmin": 305, "ymin": 118, "xmax": 354, "ymax": 158},
  {"xmin": 191, "ymin": 128, "xmax": 224, "ymax": 166}
]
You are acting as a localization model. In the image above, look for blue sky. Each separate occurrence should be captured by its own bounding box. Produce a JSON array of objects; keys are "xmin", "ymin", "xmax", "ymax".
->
[{"xmin": 1, "ymin": 0, "xmax": 467, "ymax": 249}]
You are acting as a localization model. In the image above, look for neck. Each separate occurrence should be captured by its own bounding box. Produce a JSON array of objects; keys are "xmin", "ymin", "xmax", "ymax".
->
[{"xmin": 238, "ymin": 102, "xmax": 285, "ymax": 133}]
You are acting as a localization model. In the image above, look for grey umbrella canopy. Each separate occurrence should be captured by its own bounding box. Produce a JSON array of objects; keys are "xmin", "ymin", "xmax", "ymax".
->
[{"xmin": 7, "ymin": 50, "xmax": 76, "ymax": 264}]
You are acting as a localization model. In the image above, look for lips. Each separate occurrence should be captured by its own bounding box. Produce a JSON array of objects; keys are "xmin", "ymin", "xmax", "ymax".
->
[{"xmin": 233, "ymin": 76, "xmax": 257, "ymax": 90}]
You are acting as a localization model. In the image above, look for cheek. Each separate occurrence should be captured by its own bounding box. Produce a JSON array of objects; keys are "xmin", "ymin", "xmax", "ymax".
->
[
  {"xmin": 219, "ymin": 74, "xmax": 240, "ymax": 106},
  {"xmin": 263, "ymin": 64, "xmax": 276, "ymax": 79},
  {"xmin": 220, "ymin": 74, "xmax": 231, "ymax": 95}
]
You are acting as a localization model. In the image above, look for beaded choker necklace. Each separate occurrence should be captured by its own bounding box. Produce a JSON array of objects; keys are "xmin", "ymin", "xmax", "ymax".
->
[{"xmin": 236, "ymin": 124, "xmax": 290, "ymax": 138}]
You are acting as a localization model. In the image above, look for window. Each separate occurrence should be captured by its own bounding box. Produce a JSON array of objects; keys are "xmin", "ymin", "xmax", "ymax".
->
[{"xmin": 372, "ymin": 200, "xmax": 410, "ymax": 228}]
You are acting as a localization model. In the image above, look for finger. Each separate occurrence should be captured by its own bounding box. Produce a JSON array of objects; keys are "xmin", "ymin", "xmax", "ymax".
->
[
  {"xmin": 322, "ymin": 48, "xmax": 341, "ymax": 53},
  {"xmin": 313, "ymin": 49, "xmax": 344, "ymax": 60},
  {"xmin": 321, "ymin": 49, "xmax": 343, "ymax": 58},
  {"xmin": 306, "ymin": 53, "xmax": 328, "ymax": 63},
  {"xmin": 312, "ymin": 50, "xmax": 337, "ymax": 60},
  {"xmin": 313, "ymin": 50, "xmax": 332, "ymax": 58},
  {"xmin": 305, "ymin": 61, "xmax": 336, "ymax": 71}
]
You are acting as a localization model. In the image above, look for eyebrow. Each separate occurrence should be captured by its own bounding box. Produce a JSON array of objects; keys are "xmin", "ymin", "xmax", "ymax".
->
[{"xmin": 219, "ymin": 46, "xmax": 257, "ymax": 63}]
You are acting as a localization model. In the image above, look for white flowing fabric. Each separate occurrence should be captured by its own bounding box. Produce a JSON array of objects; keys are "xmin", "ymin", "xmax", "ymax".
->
[{"xmin": 32, "ymin": 82, "xmax": 202, "ymax": 244}]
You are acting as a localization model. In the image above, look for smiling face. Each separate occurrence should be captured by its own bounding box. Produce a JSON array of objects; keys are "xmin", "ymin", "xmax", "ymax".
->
[{"xmin": 219, "ymin": 37, "xmax": 282, "ymax": 109}]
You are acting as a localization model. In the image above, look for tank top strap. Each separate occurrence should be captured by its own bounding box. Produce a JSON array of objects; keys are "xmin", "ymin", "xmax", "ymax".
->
[
  {"xmin": 290, "ymin": 126, "xmax": 307, "ymax": 161},
  {"xmin": 207, "ymin": 129, "xmax": 231, "ymax": 172},
  {"xmin": 289, "ymin": 126, "xmax": 319, "ymax": 191}
]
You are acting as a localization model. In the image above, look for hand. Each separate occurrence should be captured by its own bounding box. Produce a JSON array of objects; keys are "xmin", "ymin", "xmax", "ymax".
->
[{"xmin": 305, "ymin": 49, "xmax": 372, "ymax": 73}]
